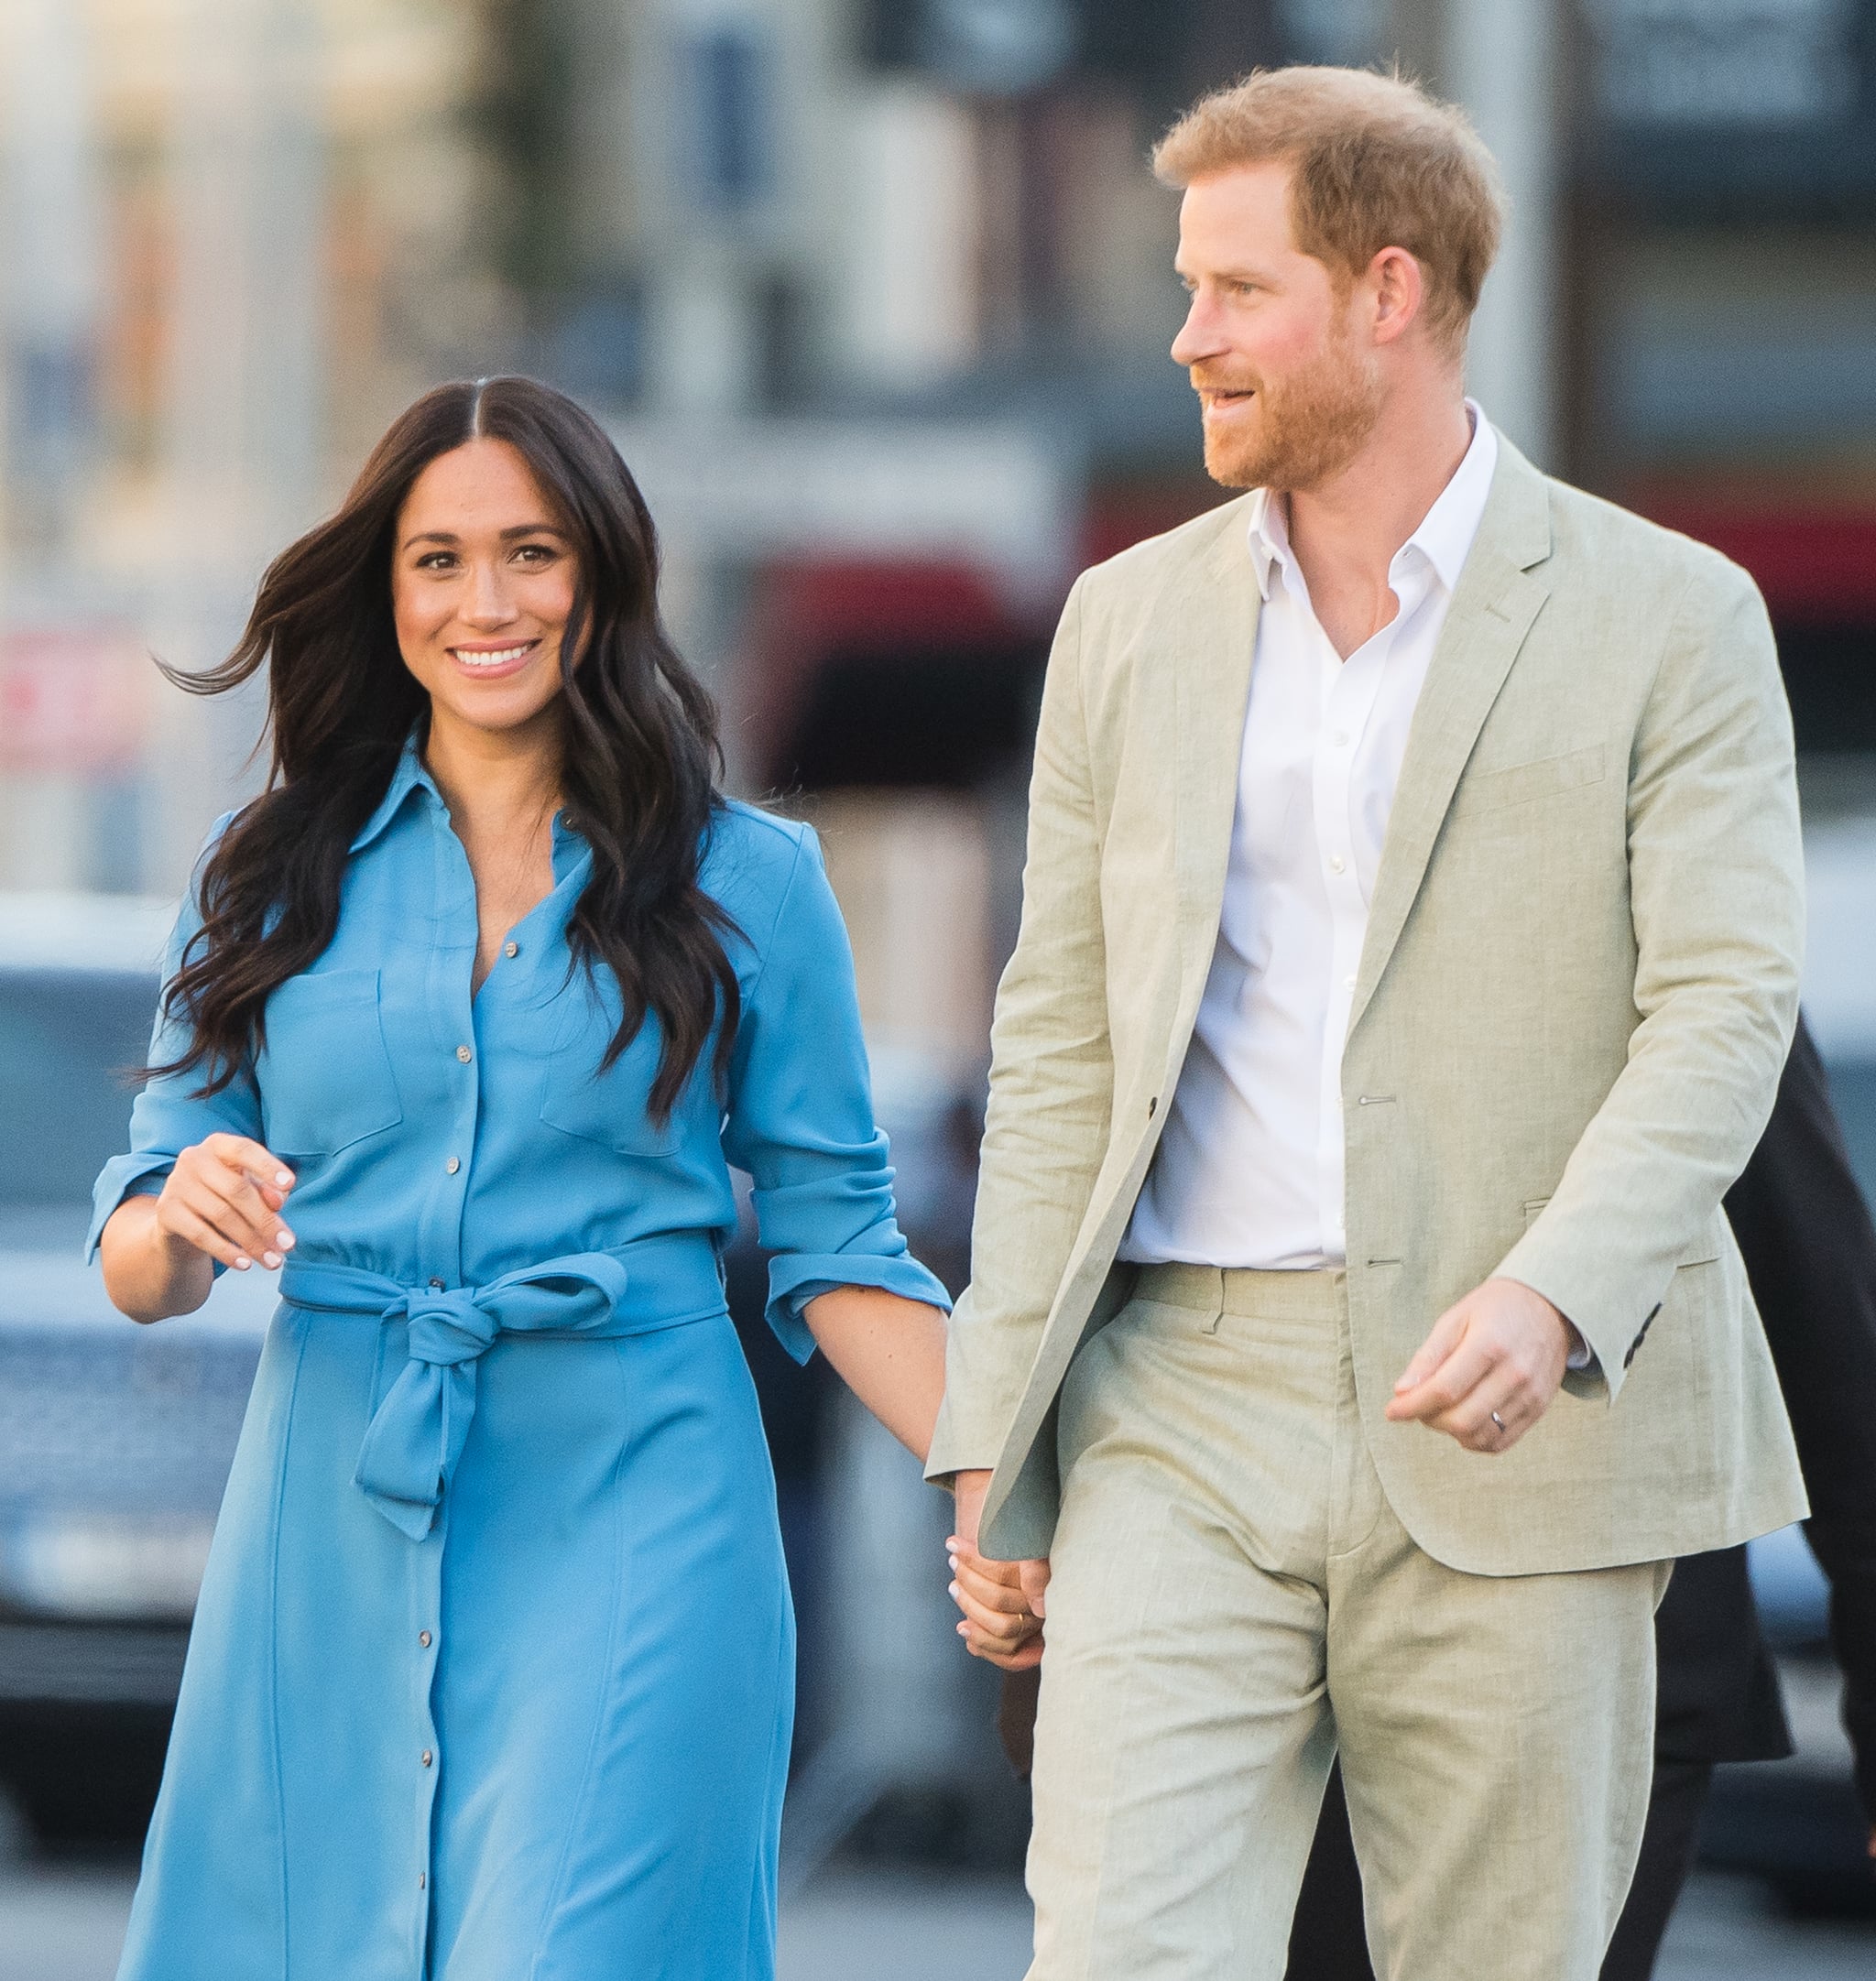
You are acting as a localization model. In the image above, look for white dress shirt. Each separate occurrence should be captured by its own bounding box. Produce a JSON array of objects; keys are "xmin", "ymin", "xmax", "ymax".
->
[{"xmin": 1123, "ymin": 406, "xmax": 1499, "ymax": 1269}]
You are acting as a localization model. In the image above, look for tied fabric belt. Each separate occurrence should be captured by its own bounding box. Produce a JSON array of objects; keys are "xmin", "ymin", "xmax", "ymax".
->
[{"xmin": 279, "ymin": 1238, "xmax": 725, "ymax": 1540}]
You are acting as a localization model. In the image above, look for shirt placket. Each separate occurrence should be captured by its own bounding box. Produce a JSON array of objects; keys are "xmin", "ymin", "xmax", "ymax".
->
[
  {"xmin": 409, "ymin": 801, "xmax": 487, "ymax": 1965},
  {"xmin": 1311, "ymin": 615, "xmax": 1391, "ymax": 1262}
]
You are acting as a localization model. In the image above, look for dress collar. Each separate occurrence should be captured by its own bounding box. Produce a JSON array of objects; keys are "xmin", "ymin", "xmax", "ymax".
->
[{"xmin": 349, "ymin": 731, "xmax": 443, "ymax": 853}]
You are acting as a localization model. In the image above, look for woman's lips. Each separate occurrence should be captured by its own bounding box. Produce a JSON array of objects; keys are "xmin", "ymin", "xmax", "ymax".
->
[{"xmin": 447, "ymin": 640, "xmax": 538, "ymax": 679}]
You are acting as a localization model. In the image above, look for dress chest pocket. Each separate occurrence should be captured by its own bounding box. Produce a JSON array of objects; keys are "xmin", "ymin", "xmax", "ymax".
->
[
  {"xmin": 537, "ymin": 980, "xmax": 684, "ymax": 1159},
  {"xmin": 257, "ymin": 968, "xmax": 404, "ymax": 1155}
]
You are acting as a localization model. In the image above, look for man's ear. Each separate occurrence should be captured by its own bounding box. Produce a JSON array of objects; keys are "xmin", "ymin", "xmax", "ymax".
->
[{"xmin": 1369, "ymin": 245, "xmax": 1425, "ymax": 347}]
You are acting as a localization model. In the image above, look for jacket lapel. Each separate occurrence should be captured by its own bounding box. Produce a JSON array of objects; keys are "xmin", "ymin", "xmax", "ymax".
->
[
  {"xmin": 1348, "ymin": 438, "xmax": 1554, "ymax": 1037},
  {"xmin": 1172, "ymin": 505, "xmax": 1263, "ymax": 994}
]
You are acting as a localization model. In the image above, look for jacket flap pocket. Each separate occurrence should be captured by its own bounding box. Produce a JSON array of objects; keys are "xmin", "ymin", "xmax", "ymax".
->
[{"xmin": 1454, "ymin": 744, "xmax": 1606, "ymax": 817}]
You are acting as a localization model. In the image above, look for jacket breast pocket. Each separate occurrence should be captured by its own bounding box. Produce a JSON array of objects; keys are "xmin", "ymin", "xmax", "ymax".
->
[
  {"xmin": 1452, "ymin": 744, "xmax": 1606, "ymax": 818},
  {"xmin": 537, "ymin": 981, "xmax": 683, "ymax": 1159},
  {"xmin": 257, "ymin": 968, "xmax": 403, "ymax": 1156}
]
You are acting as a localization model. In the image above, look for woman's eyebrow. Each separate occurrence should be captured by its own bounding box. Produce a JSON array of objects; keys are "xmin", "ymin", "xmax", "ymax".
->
[{"xmin": 399, "ymin": 521, "xmax": 569, "ymax": 549}]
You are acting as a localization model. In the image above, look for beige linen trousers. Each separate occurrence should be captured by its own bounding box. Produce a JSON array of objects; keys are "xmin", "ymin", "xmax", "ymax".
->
[{"xmin": 926, "ymin": 437, "xmax": 1809, "ymax": 1977}]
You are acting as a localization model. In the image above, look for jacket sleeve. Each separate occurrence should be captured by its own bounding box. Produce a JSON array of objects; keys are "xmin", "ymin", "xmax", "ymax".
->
[
  {"xmin": 87, "ymin": 822, "xmax": 263, "ymax": 1261},
  {"xmin": 1724, "ymin": 1015, "xmax": 1876, "ymax": 1823},
  {"xmin": 720, "ymin": 824, "xmax": 951, "ymax": 1363},
  {"xmin": 925, "ymin": 575, "xmax": 1116, "ymax": 1484},
  {"xmin": 1497, "ymin": 557, "xmax": 1805, "ymax": 1390}
]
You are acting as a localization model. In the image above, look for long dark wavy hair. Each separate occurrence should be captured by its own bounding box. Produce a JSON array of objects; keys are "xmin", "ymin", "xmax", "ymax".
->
[{"xmin": 156, "ymin": 376, "xmax": 740, "ymax": 1121}]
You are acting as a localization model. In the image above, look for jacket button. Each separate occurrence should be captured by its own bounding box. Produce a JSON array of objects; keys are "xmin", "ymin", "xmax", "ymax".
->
[
  {"xmin": 504, "ymin": 941, "xmax": 518, "ymax": 959},
  {"xmin": 1148, "ymin": 1096, "xmax": 1158, "ymax": 1117},
  {"xmin": 421, "ymin": 1750, "xmax": 433, "ymax": 1768},
  {"xmin": 420, "ymin": 1630, "xmax": 432, "ymax": 1649},
  {"xmin": 444, "ymin": 1157, "xmax": 460, "ymax": 1175},
  {"xmin": 456, "ymin": 1044, "xmax": 473, "ymax": 1063}
]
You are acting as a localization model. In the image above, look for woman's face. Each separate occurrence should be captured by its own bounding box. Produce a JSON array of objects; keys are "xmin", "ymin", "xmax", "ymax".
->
[{"xmin": 391, "ymin": 437, "xmax": 579, "ymax": 742}]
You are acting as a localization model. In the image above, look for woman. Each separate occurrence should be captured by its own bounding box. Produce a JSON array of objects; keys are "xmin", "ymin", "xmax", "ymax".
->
[{"xmin": 93, "ymin": 376, "xmax": 952, "ymax": 1980}]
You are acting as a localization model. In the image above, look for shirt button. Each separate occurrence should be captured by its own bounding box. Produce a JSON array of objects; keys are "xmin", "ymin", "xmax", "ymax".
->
[
  {"xmin": 1344, "ymin": 974, "xmax": 1357, "ymax": 991},
  {"xmin": 1333, "ymin": 732, "xmax": 1349, "ymax": 747},
  {"xmin": 504, "ymin": 941, "xmax": 518, "ymax": 959},
  {"xmin": 420, "ymin": 1630, "xmax": 432, "ymax": 1649},
  {"xmin": 444, "ymin": 1157, "xmax": 461, "ymax": 1175},
  {"xmin": 455, "ymin": 1044, "xmax": 473, "ymax": 1063},
  {"xmin": 1329, "ymin": 854, "xmax": 1347, "ymax": 875},
  {"xmin": 421, "ymin": 1749, "xmax": 433, "ymax": 1768},
  {"xmin": 429, "ymin": 1277, "xmax": 445, "ymax": 1290},
  {"xmin": 419, "ymin": 1872, "xmax": 427, "ymax": 1890}
]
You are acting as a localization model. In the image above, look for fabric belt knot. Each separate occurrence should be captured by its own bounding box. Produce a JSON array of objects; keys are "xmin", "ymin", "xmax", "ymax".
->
[{"xmin": 280, "ymin": 1253, "xmax": 633, "ymax": 1540}]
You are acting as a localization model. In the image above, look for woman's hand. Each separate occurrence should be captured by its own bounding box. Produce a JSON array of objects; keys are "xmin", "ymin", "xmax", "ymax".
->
[
  {"xmin": 101, "ymin": 1137, "xmax": 296, "ymax": 1323},
  {"xmin": 947, "ymin": 1540, "xmax": 1044, "ymax": 1671},
  {"xmin": 155, "ymin": 1135, "xmax": 298, "ymax": 1273},
  {"xmin": 947, "ymin": 1467, "xmax": 1050, "ymax": 1671}
]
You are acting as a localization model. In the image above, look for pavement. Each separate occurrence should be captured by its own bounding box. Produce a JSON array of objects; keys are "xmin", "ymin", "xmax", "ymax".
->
[{"xmin": 2, "ymin": 1856, "xmax": 1872, "ymax": 1981}]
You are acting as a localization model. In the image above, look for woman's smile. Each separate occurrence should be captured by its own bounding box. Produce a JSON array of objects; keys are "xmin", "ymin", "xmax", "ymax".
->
[{"xmin": 447, "ymin": 637, "xmax": 540, "ymax": 679}]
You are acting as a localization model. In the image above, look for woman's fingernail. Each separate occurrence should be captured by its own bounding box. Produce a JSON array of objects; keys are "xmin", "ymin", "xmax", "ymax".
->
[
  {"xmin": 948, "ymin": 1583, "xmax": 960, "ymax": 1599},
  {"xmin": 262, "ymin": 1252, "xmax": 282, "ymax": 1269},
  {"xmin": 233, "ymin": 1256, "xmax": 252, "ymax": 1270},
  {"xmin": 275, "ymin": 1171, "xmax": 293, "ymax": 1188},
  {"xmin": 277, "ymin": 1230, "xmax": 294, "ymax": 1249}
]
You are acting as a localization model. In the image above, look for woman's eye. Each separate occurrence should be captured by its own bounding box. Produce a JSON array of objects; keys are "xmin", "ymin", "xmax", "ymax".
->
[
  {"xmin": 416, "ymin": 552, "xmax": 456, "ymax": 571},
  {"xmin": 513, "ymin": 544, "xmax": 555, "ymax": 565}
]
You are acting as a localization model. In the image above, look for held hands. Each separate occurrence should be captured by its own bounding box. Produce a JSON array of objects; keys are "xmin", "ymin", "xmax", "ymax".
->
[
  {"xmin": 1385, "ymin": 1276, "xmax": 1576, "ymax": 1453},
  {"xmin": 155, "ymin": 1134, "xmax": 298, "ymax": 1274},
  {"xmin": 946, "ymin": 1467, "xmax": 1050, "ymax": 1671}
]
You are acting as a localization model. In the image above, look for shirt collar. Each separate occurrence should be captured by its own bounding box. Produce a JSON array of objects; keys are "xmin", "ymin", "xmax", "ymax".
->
[
  {"xmin": 1246, "ymin": 399, "xmax": 1499, "ymax": 604},
  {"xmin": 348, "ymin": 727, "xmax": 590, "ymax": 883},
  {"xmin": 349, "ymin": 729, "xmax": 442, "ymax": 853}
]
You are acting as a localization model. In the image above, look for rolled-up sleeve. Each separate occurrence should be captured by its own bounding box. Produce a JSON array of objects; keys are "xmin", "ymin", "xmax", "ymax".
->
[
  {"xmin": 720, "ymin": 825, "xmax": 951, "ymax": 1362},
  {"xmin": 87, "ymin": 832, "xmax": 262, "ymax": 1261}
]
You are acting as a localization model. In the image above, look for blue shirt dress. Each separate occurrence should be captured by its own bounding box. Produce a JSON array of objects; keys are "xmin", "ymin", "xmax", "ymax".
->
[{"xmin": 90, "ymin": 741, "xmax": 950, "ymax": 1981}]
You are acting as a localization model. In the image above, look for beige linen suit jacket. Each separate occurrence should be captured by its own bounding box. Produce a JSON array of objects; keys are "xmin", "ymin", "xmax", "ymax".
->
[{"xmin": 926, "ymin": 436, "xmax": 1809, "ymax": 1577}]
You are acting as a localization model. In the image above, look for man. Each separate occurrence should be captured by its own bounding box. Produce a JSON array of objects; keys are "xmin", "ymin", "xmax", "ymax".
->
[
  {"xmin": 930, "ymin": 65, "xmax": 1807, "ymax": 1980},
  {"xmin": 1282, "ymin": 1017, "xmax": 1876, "ymax": 1981}
]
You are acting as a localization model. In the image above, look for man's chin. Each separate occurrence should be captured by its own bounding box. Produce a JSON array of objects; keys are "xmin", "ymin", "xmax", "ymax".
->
[{"xmin": 1201, "ymin": 429, "xmax": 1267, "ymax": 491}]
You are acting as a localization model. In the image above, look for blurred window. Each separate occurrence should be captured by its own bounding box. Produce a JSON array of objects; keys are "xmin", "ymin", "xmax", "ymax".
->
[
  {"xmin": 1581, "ymin": 0, "xmax": 1860, "ymax": 128},
  {"xmin": 687, "ymin": 27, "xmax": 775, "ymax": 214},
  {"xmin": 0, "ymin": 971, "xmax": 157, "ymax": 1208}
]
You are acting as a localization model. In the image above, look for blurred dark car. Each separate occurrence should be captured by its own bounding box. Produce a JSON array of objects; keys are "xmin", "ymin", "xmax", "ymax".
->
[{"xmin": 0, "ymin": 893, "xmax": 275, "ymax": 1839}]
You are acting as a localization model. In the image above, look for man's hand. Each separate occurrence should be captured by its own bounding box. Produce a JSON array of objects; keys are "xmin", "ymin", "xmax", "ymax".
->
[
  {"xmin": 1384, "ymin": 1277, "xmax": 1576, "ymax": 1453},
  {"xmin": 947, "ymin": 1468, "xmax": 1050, "ymax": 1671}
]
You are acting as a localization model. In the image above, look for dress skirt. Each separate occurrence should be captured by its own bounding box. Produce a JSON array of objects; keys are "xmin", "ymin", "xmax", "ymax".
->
[{"xmin": 115, "ymin": 1297, "xmax": 795, "ymax": 1981}]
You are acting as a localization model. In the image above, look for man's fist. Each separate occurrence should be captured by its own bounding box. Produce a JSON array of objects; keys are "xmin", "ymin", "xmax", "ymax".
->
[{"xmin": 1384, "ymin": 1277, "xmax": 1577, "ymax": 1453}]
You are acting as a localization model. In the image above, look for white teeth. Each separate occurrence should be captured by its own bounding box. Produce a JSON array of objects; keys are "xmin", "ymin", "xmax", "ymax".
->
[{"xmin": 453, "ymin": 645, "xmax": 530, "ymax": 668}]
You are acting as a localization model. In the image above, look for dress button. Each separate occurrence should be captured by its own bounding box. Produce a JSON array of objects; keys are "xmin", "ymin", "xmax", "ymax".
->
[
  {"xmin": 419, "ymin": 1872, "xmax": 427, "ymax": 1889},
  {"xmin": 421, "ymin": 1749, "xmax": 433, "ymax": 1768},
  {"xmin": 504, "ymin": 941, "xmax": 518, "ymax": 959},
  {"xmin": 420, "ymin": 1630, "xmax": 432, "ymax": 1649},
  {"xmin": 444, "ymin": 1157, "xmax": 461, "ymax": 1175},
  {"xmin": 456, "ymin": 1044, "xmax": 473, "ymax": 1063},
  {"xmin": 1329, "ymin": 854, "xmax": 1347, "ymax": 875}
]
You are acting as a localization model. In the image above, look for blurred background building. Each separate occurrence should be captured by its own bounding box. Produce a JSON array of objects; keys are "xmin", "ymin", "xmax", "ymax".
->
[
  {"xmin": 2, "ymin": 0, "xmax": 1873, "ymax": 1091},
  {"xmin": 2, "ymin": 0, "xmax": 1875, "ymax": 1964}
]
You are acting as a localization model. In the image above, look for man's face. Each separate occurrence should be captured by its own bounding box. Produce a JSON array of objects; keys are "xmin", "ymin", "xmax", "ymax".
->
[{"xmin": 1170, "ymin": 161, "xmax": 1384, "ymax": 493}]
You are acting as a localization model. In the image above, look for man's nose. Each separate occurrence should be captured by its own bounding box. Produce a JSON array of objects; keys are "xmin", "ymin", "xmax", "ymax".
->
[{"xmin": 1170, "ymin": 297, "xmax": 1224, "ymax": 368}]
